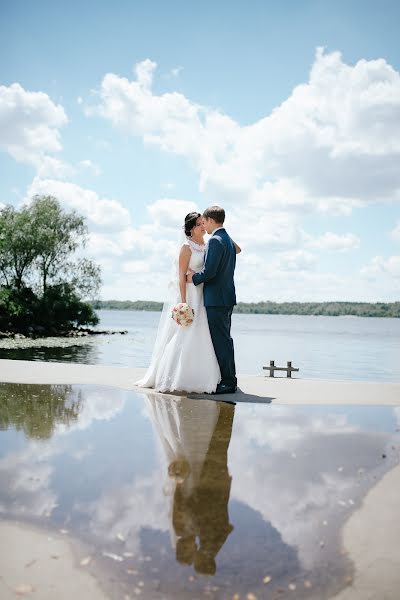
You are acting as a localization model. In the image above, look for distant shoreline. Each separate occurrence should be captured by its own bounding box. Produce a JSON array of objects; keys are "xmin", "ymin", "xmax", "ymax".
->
[{"xmin": 93, "ymin": 300, "xmax": 400, "ymax": 318}]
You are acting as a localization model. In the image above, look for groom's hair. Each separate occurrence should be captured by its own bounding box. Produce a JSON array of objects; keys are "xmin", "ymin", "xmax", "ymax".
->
[{"xmin": 203, "ymin": 205, "xmax": 225, "ymax": 224}]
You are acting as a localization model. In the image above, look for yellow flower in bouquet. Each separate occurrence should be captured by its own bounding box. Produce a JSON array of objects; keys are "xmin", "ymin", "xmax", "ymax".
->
[{"xmin": 171, "ymin": 302, "xmax": 195, "ymax": 327}]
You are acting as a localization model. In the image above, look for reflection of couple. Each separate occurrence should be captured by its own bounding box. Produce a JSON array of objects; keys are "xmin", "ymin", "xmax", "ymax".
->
[
  {"xmin": 136, "ymin": 205, "xmax": 241, "ymax": 395},
  {"xmin": 145, "ymin": 393, "xmax": 235, "ymax": 575}
]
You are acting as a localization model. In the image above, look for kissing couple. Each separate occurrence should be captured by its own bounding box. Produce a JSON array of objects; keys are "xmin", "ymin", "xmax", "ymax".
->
[{"xmin": 136, "ymin": 205, "xmax": 241, "ymax": 395}]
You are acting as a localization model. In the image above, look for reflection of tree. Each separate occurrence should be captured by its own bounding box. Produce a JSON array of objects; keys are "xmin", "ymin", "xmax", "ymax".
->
[
  {"xmin": 0, "ymin": 383, "xmax": 82, "ymax": 439},
  {"xmin": 0, "ymin": 340, "xmax": 99, "ymax": 364}
]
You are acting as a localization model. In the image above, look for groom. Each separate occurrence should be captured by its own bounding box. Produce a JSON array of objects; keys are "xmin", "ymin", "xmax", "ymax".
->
[{"xmin": 187, "ymin": 206, "xmax": 237, "ymax": 394}]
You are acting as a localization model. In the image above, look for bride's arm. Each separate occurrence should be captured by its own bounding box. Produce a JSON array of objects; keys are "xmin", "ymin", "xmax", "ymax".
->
[{"xmin": 178, "ymin": 245, "xmax": 191, "ymax": 303}]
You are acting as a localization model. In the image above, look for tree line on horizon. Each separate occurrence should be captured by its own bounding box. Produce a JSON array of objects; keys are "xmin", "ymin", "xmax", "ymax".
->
[{"xmin": 93, "ymin": 299, "xmax": 400, "ymax": 318}]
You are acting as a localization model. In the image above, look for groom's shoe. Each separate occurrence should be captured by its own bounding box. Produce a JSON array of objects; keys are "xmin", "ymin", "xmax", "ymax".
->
[{"xmin": 215, "ymin": 383, "xmax": 237, "ymax": 395}]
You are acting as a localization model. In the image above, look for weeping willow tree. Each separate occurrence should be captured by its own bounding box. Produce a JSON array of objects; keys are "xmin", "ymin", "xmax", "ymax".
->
[{"xmin": 0, "ymin": 195, "xmax": 101, "ymax": 335}]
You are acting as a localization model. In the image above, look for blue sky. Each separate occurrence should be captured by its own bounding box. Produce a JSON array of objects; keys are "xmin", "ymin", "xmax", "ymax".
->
[{"xmin": 1, "ymin": 0, "xmax": 400, "ymax": 301}]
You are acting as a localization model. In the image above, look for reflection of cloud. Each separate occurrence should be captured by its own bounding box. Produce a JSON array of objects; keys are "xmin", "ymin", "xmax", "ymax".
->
[
  {"xmin": 79, "ymin": 393, "xmax": 237, "ymax": 579},
  {"xmin": 0, "ymin": 386, "xmax": 126, "ymax": 521},
  {"xmin": 56, "ymin": 389, "xmax": 126, "ymax": 434},
  {"xmin": 0, "ymin": 385, "xmax": 396, "ymax": 585},
  {"xmin": 237, "ymin": 405, "xmax": 358, "ymax": 451},
  {"xmin": 0, "ymin": 442, "xmax": 59, "ymax": 518},
  {"xmin": 394, "ymin": 407, "xmax": 400, "ymax": 428},
  {"xmin": 76, "ymin": 469, "xmax": 168, "ymax": 554},
  {"xmin": 71, "ymin": 444, "xmax": 94, "ymax": 461},
  {"xmin": 230, "ymin": 406, "xmax": 385, "ymax": 570},
  {"xmin": 78, "ymin": 393, "xmax": 221, "ymax": 555}
]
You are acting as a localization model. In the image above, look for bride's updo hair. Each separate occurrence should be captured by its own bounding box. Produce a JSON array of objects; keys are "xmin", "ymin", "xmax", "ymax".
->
[{"xmin": 184, "ymin": 212, "xmax": 201, "ymax": 237}]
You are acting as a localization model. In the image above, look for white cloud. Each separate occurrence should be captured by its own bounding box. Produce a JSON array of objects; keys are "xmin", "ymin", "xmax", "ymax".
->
[
  {"xmin": 79, "ymin": 159, "xmax": 102, "ymax": 176},
  {"xmin": 37, "ymin": 155, "xmax": 74, "ymax": 179},
  {"xmin": 361, "ymin": 255, "xmax": 400, "ymax": 278},
  {"xmin": 230, "ymin": 209, "xmax": 303, "ymax": 250},
  {"xmin": 88, "ymin": 50, "xmax": 400, "ymax": 217},
  {"xmin": 170, "ymin": 66, "xmax": 183, "ymax": 78},
  {"xmin": 306, "ymin": 232, "xmax": 360, "ymax": 252},
  {"xmin": 78, "ymin": 49, "xmax": 400, "ymax": 301},
  {"xmin": 122, "ymin": 260, "xmax": 150, "ymax": 274},
  {"xmin": 11, "ymin": 48, "xmax": 399, "ymax": 303},
  {"xmin": 147, "ymin": 197, "xmax": 198, "ymax": 228},
  {"xmin": 161, "ymin": 182, "xmax": 175, "ymax": 190},
  {"xmin": 390, "ymin": 221, "xmax": 400, "ymax": 241},
  {"xmin": 164, "ymin": 66, "xmax": 183, "ymax": 80},
  {"xmin": 87, "ymin": 136, "xmax": 112, "ymax": 151},
  {"xmin": 275, "ymin": 249, "xmax": 317, "ymax": 271},
  {"xmin": 0, "ymin": 82, "xmax": 71, "ymax": 177},
  {"xmin": 356, "ymin": 254, "xmax": 400, "ymax": 300},
  {"xmin": 27, "ymin": 177, "xmax": 131, "ymax": 232},
  {"xmin": 87, "ymin": 232, "xmax": 125, "ymax": 257},
  {"xmin": 134, "ymin": 58, "xmax": 157, "ymax": 89}
]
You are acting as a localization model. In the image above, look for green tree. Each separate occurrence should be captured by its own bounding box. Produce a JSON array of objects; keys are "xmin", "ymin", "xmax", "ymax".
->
[
  {"xmin": 0, "ymin": 205, "xmax": 37, "ymax": 289},
  {"xmin": 29, "ymin": 195, "xmax": 99, "ymax": 295},
  {"xmin": 0, "ymin": 195, "xmax": 102, "ymax": 335}
]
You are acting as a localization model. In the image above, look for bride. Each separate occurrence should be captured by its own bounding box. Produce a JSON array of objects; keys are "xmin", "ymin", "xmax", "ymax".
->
[{"xmin": 136, "ymin": 212, "xmax": 240, "ymax": 394}]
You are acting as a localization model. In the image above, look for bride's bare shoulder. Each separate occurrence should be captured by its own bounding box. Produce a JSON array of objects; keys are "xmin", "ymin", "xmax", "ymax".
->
[{"xmin": 179, "ymin": 243, "xmax": 191, "ymax": 256}]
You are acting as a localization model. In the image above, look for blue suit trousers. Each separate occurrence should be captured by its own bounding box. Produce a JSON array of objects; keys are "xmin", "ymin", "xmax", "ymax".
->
[{"xmin": 206, "ymin": 306, "xmax": 237, "ymax": 387}]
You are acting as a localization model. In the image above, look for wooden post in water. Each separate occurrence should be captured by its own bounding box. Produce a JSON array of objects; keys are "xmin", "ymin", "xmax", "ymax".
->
[
  {"xmin": 263, "ymin": 361, "xmax": 299, "ymax": 377},
  {"xmin": 270, "ymin": 360, "xmax": 275, "ymax": 377}
]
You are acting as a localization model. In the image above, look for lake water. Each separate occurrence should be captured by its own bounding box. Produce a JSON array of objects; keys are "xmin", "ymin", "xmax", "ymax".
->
[
  {"xmin": 1, "ymin": 382, "xmax": 399, "ymax": 599},
  {"xmin": 0, "ymin": 310, "xmax": 399, "ymax": 383}
]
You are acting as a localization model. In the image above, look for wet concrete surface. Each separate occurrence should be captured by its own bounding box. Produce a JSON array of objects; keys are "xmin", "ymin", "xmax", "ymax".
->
[{"xmin": 0, "ymin": 382, "xmax": 399, "ymax": 599}]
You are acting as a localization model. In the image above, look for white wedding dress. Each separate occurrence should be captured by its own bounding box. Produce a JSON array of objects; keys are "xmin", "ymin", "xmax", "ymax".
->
[{"xmin": 136, "ymin": 239, "xmax": 221, "ymax": 393}]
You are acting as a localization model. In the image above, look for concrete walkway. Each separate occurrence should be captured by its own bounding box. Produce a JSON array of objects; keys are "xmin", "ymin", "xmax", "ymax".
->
[{"xmin": 1, "ymin": 358, "xmax": 399, "ymax": 405}]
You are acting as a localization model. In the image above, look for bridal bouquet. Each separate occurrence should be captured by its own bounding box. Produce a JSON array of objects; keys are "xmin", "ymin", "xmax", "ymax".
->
[{"xmin": 171, "ymin": 303, "xmax": 195, "ymax": 327}]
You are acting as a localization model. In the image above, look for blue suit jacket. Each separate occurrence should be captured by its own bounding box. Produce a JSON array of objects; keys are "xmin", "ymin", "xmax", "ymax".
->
[{"xmin": 192, "ymin": 228, "xmax": 237, "ymax": 307}]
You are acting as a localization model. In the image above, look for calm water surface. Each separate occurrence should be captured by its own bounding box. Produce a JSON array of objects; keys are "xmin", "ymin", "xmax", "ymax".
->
[
  {"xmin": 1, "ymin": 382, "xmax": 399, "ymax": 599},
  {"xmin": 0, "ymin": 310, "xmax": 399, "ymax": 382}
]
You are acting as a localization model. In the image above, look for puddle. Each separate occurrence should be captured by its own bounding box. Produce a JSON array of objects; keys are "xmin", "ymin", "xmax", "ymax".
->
[{"xmin": 0, "ymin": 383, "xmax": 399, "ymax": 599}]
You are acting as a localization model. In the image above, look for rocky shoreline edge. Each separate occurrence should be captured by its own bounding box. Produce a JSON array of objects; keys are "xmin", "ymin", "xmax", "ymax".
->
[{"xmin": 0, "ymin": 327, "xmax": 128, "ymax": 340}]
